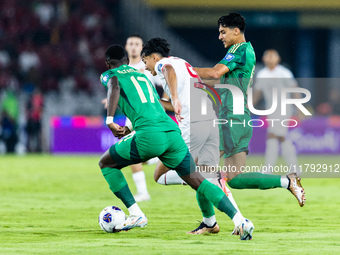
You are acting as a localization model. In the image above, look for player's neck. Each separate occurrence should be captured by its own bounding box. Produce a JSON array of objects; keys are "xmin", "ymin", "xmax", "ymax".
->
[
  {"xmin": 267, "ymin": 64, "xmax": 278, "ymax": 70},
  {"xmin": 232, "ymin": 34, "xmax": 246, "ymax": 46},
  {"xmin": 129, "ymin": 56, "xmax": 142, "ymax": 65}
]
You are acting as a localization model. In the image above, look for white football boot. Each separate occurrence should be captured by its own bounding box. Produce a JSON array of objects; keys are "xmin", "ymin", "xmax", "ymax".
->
[
  {"xmin": 237, "ymin": 218, "xmax": 254, "ymax": 240},
  {"xmin": 115, "ymin": 214, "xmax": 148, "ymax": 231}
]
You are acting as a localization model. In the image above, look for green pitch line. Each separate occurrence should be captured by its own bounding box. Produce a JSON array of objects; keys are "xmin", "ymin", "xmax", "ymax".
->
[{"xmin": 0, "ymin": 155, "xmax": 339, "ymax": 254}]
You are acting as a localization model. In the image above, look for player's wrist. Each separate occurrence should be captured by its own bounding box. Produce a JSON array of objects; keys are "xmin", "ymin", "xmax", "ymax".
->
[{"xmin": 106, "ymin": 116, "xmax": 114, "ymax": 125}]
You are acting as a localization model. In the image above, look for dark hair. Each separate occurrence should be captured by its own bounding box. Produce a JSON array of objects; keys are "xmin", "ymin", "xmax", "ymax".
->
[
  {"xmin": 142, "ymin": 37, "xmax": 170, "ymax": 57},
  {"xmin": 105, "ymin": 44, "xmax": 127, "ymax": 63},
  {"xmin": 218, "ymin": 13, "xmax": 246, "ymax": 32},
  {"xmin": 127, "ymin": 34, "xmax": 143, "ymax": 42}
]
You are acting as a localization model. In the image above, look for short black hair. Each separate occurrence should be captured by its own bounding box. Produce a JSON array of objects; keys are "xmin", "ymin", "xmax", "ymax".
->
[
  {"xmin": 142, "ymin": 37, "xmax": 170, "ymax": 58},
  {"xmin": 218, "ymin": 13, "xmax": 246, "ymax": 33},
  {"xmin": 105, "ymin": 44, "xmax": 127, "ymax": 62},
  {"xmin": 127, "ymin": 34, "xmax": 143, "ymax": 42}
]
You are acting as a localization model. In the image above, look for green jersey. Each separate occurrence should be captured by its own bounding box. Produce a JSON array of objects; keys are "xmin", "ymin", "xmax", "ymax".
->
[
  {"xmin": 100, "ymin": 65, "xmax": 179, "ymax": 133},
  {"xmin": 218, "ymin": 42, "xmax": 256, "ymax": 116}
]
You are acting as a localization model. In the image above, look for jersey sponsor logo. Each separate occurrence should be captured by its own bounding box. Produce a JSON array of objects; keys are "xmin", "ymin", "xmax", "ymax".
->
[
  {"xmin": 157, "ymin": 63, "xmax": 163, "ymax": 73},
  {"xmin": 223, "ymin": 53, "xmax": 235, "ymax": 62}
]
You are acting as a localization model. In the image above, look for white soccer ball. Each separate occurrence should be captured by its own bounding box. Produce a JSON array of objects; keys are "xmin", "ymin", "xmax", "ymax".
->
[{"xmin": 98, "ymin": 206, "xmax": 126, "ymax": 233}]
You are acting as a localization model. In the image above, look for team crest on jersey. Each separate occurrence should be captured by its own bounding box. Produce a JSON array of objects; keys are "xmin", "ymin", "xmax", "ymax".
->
[
  {"xmin": 224, "ymin": 53, "xmax": 235, "ymax": 62},
  {"xmin": 157, "ymin": 63, "xmax": 163, "ymax": 73},
  {"xmin": 102, "ymin": 74, "xmax": 109, "ymax": 82}
]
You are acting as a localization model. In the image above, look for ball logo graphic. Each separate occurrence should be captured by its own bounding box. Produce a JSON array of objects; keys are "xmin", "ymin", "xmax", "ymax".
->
[
  {"xmin": 99, "ymin": 206, "xmax": 126, "ymax": 233},
  {"xmin": 103, "ymin": 213, "xmax": 112, "ymax": 223}
]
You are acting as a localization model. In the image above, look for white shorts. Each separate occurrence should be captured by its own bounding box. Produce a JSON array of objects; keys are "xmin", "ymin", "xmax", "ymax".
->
[
  {"xmin": 184, "ymin": 120, "xmax": 219, "ymax": 166},
  {"xmin": 267, "ymin": 124, "xmax": 288, "ymax": 137},
  {"xmin": 267, "ymin": 115, "xmax": 290, "ymax": 137}
]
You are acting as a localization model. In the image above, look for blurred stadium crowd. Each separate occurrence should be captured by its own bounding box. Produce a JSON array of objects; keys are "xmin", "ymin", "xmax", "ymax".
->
[
  {"xmin": 0, "ymin": 0, "xmax": 119, "ymax": 93},
  {"xmin": 0, "ymin": 0, "xmax": 120, "ymax": 153}
]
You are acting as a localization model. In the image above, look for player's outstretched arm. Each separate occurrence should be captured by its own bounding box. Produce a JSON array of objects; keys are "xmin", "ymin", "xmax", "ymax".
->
[
  {"xmin": 106, "ymin": 76, "xmax": 125, "ymax": 138},
  {"xmin": 194, "ymin": 64, "xmax": 229, "ymax": 79},
  {"xmin": 251, "ymin": 89, "xmax": 263, "ymax": 106},
  {"xmin": 159, "ymin": 91, "xmax": 174, "ymax": 111},
  {"xmin": 160, "ymin": 98, "xmax": 174, "ymax": 112},
  {"xmin": 163, "ymin": 65, "xmax": 183, "ymax": 122}
]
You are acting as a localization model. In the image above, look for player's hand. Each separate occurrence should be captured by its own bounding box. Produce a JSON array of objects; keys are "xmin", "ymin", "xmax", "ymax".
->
[
  {"xmin": 123, "ymin": 126, "xmax": 132, "ymax": 136},
  {"xmin": 172, "ymin": 97, "xmax": 184, "ymax": 122},
  {"xmin": 101, "ymin": 98, "xmax": 108, "ymax": 109},
  {"xmin": 107, "ymin": 123, "xmax": 125, "ymax": 139}
]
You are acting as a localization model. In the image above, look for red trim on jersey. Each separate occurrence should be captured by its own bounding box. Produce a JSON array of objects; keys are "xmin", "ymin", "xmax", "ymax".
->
[{"xmin": 161, "ymin": 63, "xmax": 172, "ymax": 73}]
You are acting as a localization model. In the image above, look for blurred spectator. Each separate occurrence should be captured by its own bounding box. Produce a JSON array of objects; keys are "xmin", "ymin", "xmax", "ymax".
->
[
  {"xmin": 316, "ymin": 102, "xmax": 333, "ymax": 116},
  {"xmin": 0, "ymin": 0, "xmax": 118, "ymax": 94},
  {"xmin": 26, "ymin": 89, "xmax": 44, "ymax": 152},
  {"xmin": 329, "ymin": 88, "xmax": 340, "ymax": 115},
  {"xmin": 33, "ymin": 0, "xmax": 54, "ymax": 26},
  {"xmin": 18, "ymin": 41, "xmax": 41, "ymax": 75},
  {"xmin": 0, "ymin": 89, "xmax": 19, "ymax": 153},
  {"xmin": 0, "ymin": 50, "xmax": 10, "ymax": 68}
]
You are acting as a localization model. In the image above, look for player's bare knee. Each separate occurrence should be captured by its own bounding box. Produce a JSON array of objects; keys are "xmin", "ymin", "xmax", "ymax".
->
[
  {"xmin": 99, "ymin": 158, "xmax": 118, "ymax": 169},
  {"xmin": 98, "ymin": 159, "xmax": 106, "ymax": 169},
  {"xmin": 153, "ymin": 172, "xmax": 160, "ymax": 182},
  {"xmin": 153, "ymin": 168, "xmax": 162, "ymax": 182}
]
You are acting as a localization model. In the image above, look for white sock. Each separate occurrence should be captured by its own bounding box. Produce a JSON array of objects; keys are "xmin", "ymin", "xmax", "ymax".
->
[
  {"xmin": 232, "ymin": 211, "xmax": 245, "ymax": 227},
  {"xmin": 224, "ymin": 187, "xmax": 240, "ymax": 212},
  {"xmin": 280, "ymin": 176, "xmax": 289, "ymax": 189},
  {"xmin": 203, "ymin": 215, "xmax": 216, "ymax": 227},
  {"xmin": 281, "ymin": 140, "xmax": 298, "ymax": 171},
  {"xmin": 264, "ymin": 138, "xmax": 280, "ymax": 173},
  {"xmin": 157, "ymin": 170, "xmax": 186, "ymax": 185},
  {"xmin": 132, "ymin": 171, "xmax": 149, "ymax": 195},
  {"xmin": 127, "ymin": 203, "xmax": 144, "ymax": 216}
]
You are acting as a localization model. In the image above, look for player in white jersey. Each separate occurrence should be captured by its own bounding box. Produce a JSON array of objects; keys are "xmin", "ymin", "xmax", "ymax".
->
[
  {"xmin": 253, "ymin": 49, "xmax": 299, "ymax": 172},
  {"xmin": 102, "ymin": 35, "xmax": 154, "ymax": 202},
  {"xmin": 142, "ymin": 38, "xmax": 241, "ymax": 234}
]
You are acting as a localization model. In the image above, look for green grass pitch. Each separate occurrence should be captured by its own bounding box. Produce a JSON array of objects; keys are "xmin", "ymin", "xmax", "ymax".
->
[{"xmin": 0, "ymin": 155, "xmax": 339, "ymax": 254}]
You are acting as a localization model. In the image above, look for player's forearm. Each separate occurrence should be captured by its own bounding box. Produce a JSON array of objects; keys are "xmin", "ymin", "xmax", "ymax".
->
[
  {"xmin": 252, "ymin": 90, "xmax": 262, "ymax": 106},
  {"xmin": 195, "ymin": 64, "xmax": 229, "ymax": 79},
  {"xmin": 163, "ymin": 66, "xmax": 179, "ymax": 100},
  {"xmin": 107, "ymin": 83, "xmax": 120, "ymax": 117},
  {"xmin": 194, "ymin": 68, "xmax": 220, "ymax": 79},
  {"xmin": 160, "ymin": 99, "xmax": 174, "ymax": 112},
  {"xmin": 202, "ymin": 78, "xmax": 220, "ymax": 87}
]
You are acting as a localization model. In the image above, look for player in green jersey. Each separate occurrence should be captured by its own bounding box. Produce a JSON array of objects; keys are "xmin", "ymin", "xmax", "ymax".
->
[
  {"xmin": 194, "ymin": 13, "xmax": 306, "ymax": 211},
  {"xmin": 98, "ymin": 44, "xmax": 254, "ymax": 239}
]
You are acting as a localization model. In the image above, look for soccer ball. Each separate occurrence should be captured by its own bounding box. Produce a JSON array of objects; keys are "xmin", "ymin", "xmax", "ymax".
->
[{"xmin": 98, "ymin": 206, "xmax": 126, "ymax": 233}]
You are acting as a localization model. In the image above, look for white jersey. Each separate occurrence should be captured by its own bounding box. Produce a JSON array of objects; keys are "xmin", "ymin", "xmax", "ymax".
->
[
  {"xmin": 256, "ymin": 64, "xmax": 297, "ymax": 118},
  {"xmin": 129, "ymin": 59, "xmax": 161, "ymax": 87},
  {"xmin": 154, "ymin": 56, "xmax": 215, "ymax": 144}
]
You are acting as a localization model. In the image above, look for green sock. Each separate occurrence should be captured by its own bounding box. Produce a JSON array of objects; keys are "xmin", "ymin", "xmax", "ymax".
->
[
  {"xmin": 101, "ymin": 167, "xmax": 136, "ymax": 208},
  {"xmin": 228, "ymin": 172, "xmax": 281, "ymax": 190},
  {"xmin": 196, "ymin": 192, "xmax": 215, "ymax": 218},
  {"xmin": 197, "ymin": 179, "xmax": 237, "ymax": 219}
]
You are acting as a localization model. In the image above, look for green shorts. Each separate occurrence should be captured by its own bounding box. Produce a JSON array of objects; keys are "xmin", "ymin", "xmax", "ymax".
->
[
  {"xmin": 109, "ymin": 130, "xmax": 195, "ymax": 176},
  {"xmin": 219, "ymin": 114, "xmax": 253, "ymax": 158}
]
